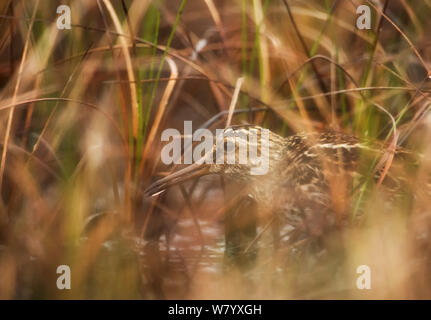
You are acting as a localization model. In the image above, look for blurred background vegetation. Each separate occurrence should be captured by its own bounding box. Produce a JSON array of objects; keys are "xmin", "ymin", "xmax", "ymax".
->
[{"xmin": 1, "ymin": 0, "xmax": 431, "ymax": 299}]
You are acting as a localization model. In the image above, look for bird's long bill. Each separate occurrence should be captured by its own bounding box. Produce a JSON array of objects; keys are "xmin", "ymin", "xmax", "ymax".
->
[{"xmin": 144, "ymin": 162, "xmax": 210, "ymax": 197}]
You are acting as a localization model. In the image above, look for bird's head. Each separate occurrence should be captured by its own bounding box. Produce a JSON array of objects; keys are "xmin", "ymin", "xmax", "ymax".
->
[{"xmin": 144, "ymin": 125, "xmax": 287, "ymax": 197}]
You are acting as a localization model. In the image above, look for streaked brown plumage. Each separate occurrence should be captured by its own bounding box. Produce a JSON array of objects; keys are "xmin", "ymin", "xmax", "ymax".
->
[{"xmin": 145, "ymin": 125, "xmax": 385, "ymax": 240}]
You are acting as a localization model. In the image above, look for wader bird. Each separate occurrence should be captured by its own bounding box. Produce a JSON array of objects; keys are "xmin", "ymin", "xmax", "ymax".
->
[{"xmin": 145, "ymin": 126, "xmax": 396, "ymax": 261}]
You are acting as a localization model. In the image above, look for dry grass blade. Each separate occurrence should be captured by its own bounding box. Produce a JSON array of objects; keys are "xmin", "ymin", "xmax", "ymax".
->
[
  {"xmin": 101, "ymin": 0, "xmax": 139, "ymax": 138},
  {"xmin": 225, "ymin": 77, "xmax": 244, "ymax": 128},
  {"xmin": 0, "ymin": 0, "xmax": 39, "ymax": 194},
  {"xmin": 140, "ymin": 57, "xmax": 178, "ymax": 173}
]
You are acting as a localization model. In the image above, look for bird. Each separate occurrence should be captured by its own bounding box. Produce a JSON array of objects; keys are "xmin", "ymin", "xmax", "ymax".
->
[
  {"xmin": 143, "ymin": 124, "xmax": 416, "ymax": 278},
  {"xmin": 145, "ymin": 125, "xmax": 382, "ymax": 238}
]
